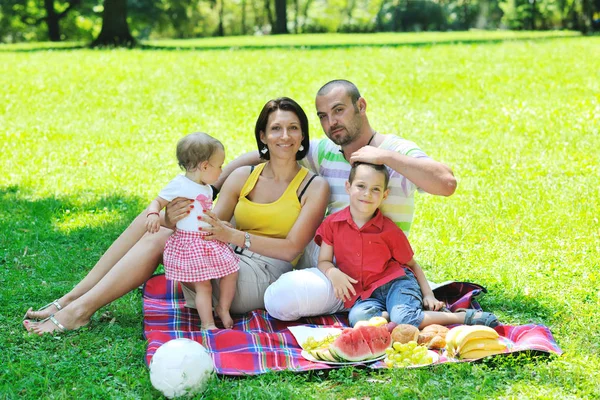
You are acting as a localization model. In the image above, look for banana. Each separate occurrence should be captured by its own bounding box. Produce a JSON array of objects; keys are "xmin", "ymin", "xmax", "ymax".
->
[
  {"xmin": 454, "ymin": 325, "xmax": 499, "ymax": 348},
  {"xmin": 368, "ymin": 316, "xmax": 388, "ymax": 327},
  {"xmin": 459, "ymin": 346, "xmax": 506, "ymax": 360},
  {"xmin": 444, "ymin": 325, "xmax": 468, "ymax": 357},
  {"xmin": 457, "ymin": 338, "xmax": 507, "ymax": 357}
]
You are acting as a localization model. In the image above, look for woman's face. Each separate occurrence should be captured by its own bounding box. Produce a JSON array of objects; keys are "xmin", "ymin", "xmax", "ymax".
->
[{"xmin": 260, "ymin": 109, "xmax": 304, "ymax": 159}]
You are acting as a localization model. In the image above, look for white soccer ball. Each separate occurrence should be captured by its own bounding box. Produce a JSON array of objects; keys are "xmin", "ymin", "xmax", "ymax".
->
[{"xmin": 149, "ymin": 338, "xmax": 215, "ymax": 398}]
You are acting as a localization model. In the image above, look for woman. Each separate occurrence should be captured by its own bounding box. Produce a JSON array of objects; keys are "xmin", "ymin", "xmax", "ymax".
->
[{"xmin": 24, "ymin": 97, "xmax": 329, "ymax": 334}]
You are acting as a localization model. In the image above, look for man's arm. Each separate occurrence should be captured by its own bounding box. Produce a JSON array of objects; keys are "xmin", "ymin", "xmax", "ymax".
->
[
  {"xmin": 349, "ymin": 146, "xmax": 457, "ymax": 196},
  {"xmin": 213, "ymin": 150, "xmax": 261, "ymax": 191}
]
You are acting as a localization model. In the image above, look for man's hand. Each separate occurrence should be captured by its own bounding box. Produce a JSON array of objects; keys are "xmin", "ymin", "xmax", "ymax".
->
[
  {"xmin": 327, "ymin": 268, "xmax": 358, "ymax": 302},
  {"xmin": 145, "ymin": 215, "xmax": 161, "ymax": 234},
  {"xmin": 349, "ymin": 146, "xmax": 387, "ymax": 166},
  {"xmin": 165, "ymin": 197, "xmax": 194, "ymax": 228},
  {"xmin": 423, "ymin": 294, "xmax": 445, "ymax": 311}
]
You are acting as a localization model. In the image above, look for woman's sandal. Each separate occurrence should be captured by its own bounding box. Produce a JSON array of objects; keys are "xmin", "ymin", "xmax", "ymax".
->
[
  {"xmin": 23, "ymin": 314, "xmax": 68, "ymax": 334},
  {"xmin": 457, "ymin": 308, "xmax": 500, "ymax": 328},
  {"xmin": 24, "ymin": 300, "xmax": 63, "ymax": 320}
]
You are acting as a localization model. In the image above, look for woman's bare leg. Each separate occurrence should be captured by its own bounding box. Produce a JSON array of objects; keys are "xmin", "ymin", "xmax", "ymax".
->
[
  {"xmin": 26, "ymin": 211, "xmax": 151, "ymax": 320},
  {"xmin": 28, "ymin": 227, "xmax": 171, "ymax": 335},
  {"xmin": 215, "ymin": 272, "xmax": 238, "ymax": 329}
]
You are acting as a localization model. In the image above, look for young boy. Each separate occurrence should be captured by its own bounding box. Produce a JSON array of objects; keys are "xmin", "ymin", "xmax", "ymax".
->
[{"xmin": 315, "ymin": 162, "xmax": 499, "ymax": 328}]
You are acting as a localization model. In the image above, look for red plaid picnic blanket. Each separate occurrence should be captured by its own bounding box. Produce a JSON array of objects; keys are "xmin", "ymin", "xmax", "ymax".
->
[{"xmin": 143, "ymin": 274, "xmax": 562, "ymax": 375}]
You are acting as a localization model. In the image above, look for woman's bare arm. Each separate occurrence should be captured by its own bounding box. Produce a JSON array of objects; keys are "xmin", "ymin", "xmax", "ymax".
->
[{"xmin": 205, "ymin": 174, "xmax": 330, "ymax": 262}]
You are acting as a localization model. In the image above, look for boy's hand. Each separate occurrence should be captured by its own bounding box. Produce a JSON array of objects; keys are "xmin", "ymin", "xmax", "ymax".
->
[
  {"xmin": 423, "ymin": 294, "xmax": 445, "ymax": 311},
  {"xmin": 327, "ymin": 268, "xmax": 358, "ymax": 302},
  {"xmin": 145, "ymin": 215, "xmax": 161, "ymax": 234}
]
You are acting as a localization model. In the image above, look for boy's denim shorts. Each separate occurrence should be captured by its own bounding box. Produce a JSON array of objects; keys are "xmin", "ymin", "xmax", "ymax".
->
[{"xmin": 349, "ymin": 270, "xmax": 425, "ymax": 327}]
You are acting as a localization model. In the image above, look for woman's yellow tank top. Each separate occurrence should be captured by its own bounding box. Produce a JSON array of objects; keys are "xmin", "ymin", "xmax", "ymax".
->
[{"xmin": 234, "ymin": 163, "xmax": 308, "ymax": 241}]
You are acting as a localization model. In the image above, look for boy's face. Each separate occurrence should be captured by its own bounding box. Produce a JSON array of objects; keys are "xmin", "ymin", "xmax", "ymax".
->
[{"xmin": 345, "ymin": 164, "xmax": 389, "ymax": 217}]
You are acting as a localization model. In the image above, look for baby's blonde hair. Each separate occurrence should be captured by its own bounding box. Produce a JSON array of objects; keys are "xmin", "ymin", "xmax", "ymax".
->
[{"xmin": 176, "ymin": 132, "xmax": 224, "ymax": 171}]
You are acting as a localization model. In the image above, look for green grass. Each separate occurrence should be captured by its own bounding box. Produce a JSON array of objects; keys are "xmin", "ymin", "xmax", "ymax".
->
[{"xmin": 1, "ymin": 32, "xmax": 599, "ymax": 399}]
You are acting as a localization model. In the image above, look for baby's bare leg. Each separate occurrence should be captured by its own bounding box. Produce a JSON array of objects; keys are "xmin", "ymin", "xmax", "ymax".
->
[
  {"xmin": 185, "ymin": 281, "xmax": 216, "ymax": 330},
  {"xmin": 215, "ymin": 272, "xmax": 238, "ymax": 329}
]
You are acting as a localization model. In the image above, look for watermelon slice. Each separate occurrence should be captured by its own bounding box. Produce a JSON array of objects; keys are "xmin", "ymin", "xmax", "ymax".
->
[
  {"xmin": 357, "ymin": 325, "xmax": 392, "ymax": 358},
  {"xmin": 329, "ymin": 325, "xmax": 392, "ymax": 362}
]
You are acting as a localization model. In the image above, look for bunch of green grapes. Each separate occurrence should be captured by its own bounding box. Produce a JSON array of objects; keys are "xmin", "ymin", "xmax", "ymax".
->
[
  {"xmin": 302, "ymin": 334, "xmax": 340, "ymax": 351},
  {"xmin": 384, "ymin": 341, "xmax": 433, "ymax": 368}
]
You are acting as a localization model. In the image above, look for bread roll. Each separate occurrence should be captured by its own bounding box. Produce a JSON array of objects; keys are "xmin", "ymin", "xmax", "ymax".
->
[
  {"xmin": 417, "ymin": 324, "xmax": 449, "ymax": 349},
  {"xmin": 391, "ymin": 324, "xmax": 420, "ymax": 344}
]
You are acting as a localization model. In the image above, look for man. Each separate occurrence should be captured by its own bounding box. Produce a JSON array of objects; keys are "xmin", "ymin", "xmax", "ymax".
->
[{"xmin": 262, "ymin": 79, "xmax": 456, "ymax": 320}]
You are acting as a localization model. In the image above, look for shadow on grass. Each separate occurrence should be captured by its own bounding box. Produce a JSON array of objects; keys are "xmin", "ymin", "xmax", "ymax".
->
[
  {"xmin": 0, "ymin": 33, "xmax": 582, "ymax": 53},
  {"xmin": 479, "ymin": 282, "xmax": 566, "ymax": 328},
  {"xmin": 0, "ymin": 184, "xmax": 146, "ymax": 309}
]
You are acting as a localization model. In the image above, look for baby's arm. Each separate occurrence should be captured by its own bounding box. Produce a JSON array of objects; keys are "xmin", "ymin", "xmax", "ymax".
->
[
  {"xmin": 405, "ymin": 258, "xmax": 445, "ymax": 311},
  {"xmin": 318, "ymin": 242, "xmax": 358, "ymax": 302},
  {"xmin": 145, "ymin": 197, "xmax": 170, "ymax": 234}
]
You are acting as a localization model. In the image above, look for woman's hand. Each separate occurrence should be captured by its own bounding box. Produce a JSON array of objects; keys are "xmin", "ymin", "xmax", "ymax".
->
[
  {"xmin": 199, "ymin": 210, "xmax": 238, "ymax": 244},
  {"xmin": 165, "ymin": 197, "xmax": 194, "ymax": 228},
  {"xmin": 423, "ymin": 294, "xmax": 445, "ymax": 311}
]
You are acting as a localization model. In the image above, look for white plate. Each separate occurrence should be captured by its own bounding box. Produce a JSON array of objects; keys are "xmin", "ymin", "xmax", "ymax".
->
[
  {"xmin": 288, "ymin": 326, "xmax": 343, "ymax": 350},
  {"xmin": 301, "ymin": 350, "xmax": 386, "ymax": 365},
  {"xmin": 384, "ymin": 350, "xmax": 440, "ymax": 368}
]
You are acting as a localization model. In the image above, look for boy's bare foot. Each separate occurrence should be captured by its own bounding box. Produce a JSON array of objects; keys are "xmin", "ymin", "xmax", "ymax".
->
[
  {"xmin": 215, "ymin": 306, "xmax": 234, "ymax": 329},
  {"xmin": 201, "ymin": 323, "xmax": 218, "ymax": 330},
  {"xmin": 23, "ymin": 307, "xmax": 90, "ymax": 335}
]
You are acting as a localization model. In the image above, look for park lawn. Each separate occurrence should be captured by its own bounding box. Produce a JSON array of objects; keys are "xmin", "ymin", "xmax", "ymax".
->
[{"xmin": 1, "ymin": 32, "xmax": 599, "ymax": 399}]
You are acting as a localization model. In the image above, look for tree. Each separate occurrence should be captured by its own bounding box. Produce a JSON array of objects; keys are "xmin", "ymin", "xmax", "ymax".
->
[
  {"xmin": 43, "ymin": 0, "xmax": 82, "ymax": 41},
  {"xmin": 91, "ymin": 0, "xmax": 135, "ymax": 46},
  {"xmin": 272, "ymin": 0, "xmax": 288, "ymax": 33}
]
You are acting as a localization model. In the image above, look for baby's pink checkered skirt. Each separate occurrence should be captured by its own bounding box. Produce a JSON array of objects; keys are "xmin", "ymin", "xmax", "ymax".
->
[{"xmin": 163, "ymin": 230, "xmax": 239, "ymax": 282}]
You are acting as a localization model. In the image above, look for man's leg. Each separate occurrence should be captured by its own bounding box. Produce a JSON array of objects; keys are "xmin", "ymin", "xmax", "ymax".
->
[{"xmin": 264, "ymin": 268, "xmax": 344, "ymax": 321}]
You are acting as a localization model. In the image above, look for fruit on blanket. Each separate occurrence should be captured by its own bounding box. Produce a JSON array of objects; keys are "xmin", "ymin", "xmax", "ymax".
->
[
  {"xmin": 150, "ymin": 338, "xmax": 214, "ymax": 399},
  {"xmin": 417, "ymin": 324, "xmax": 449, "ymax": 349},
  {"xmin": 329, "ymin": 325, "xmax": 392, "ymax": 362},
  {"xmin": 459, "ymin": 344, "xmax": 507, "ymax": 360},
  {"xmin": 354, "ymin": 316, "xmax": 388, "ymax": 328},
  {"xmin": 386, "ymin": 322, "xmax": 398, "ymax": 333},
  {"xmin": 384, "ymin": 340, "xmax": 434, "ymax": 368},
  {"xmin": 445, "ymin": 325, "xmax": 504, "ymax": 358},
  {"xmin": 391, "ymin": 324, "xmax": 420, "ymax": 344},
  {"xmin": 302, "ymin": 334, "xmax": 340, "ymax": 351},
  {"xmin": 309, "ymin": 348, "xmax": 337, "ymax": 362},
  {"xmin": 459, "ymin": 338, "xmax": 506, "ymax": 358}
]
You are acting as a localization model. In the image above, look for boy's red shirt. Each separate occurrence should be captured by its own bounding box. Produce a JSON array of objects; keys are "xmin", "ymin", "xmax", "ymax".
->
[{"xmin": 315, "ymin": 206, "xmax": 414, "ymax": 308}]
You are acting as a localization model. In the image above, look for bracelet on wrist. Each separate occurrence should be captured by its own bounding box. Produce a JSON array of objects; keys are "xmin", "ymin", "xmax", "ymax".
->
[{"xmin": 147, "ymin": 212, "xmax": 160, "ymax": 218}]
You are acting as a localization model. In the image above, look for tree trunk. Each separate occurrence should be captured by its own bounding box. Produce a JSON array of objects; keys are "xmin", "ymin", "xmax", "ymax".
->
[
  {"xmin": 273, "ymin": 0, "xmax": 288, "ymax": 34},
  {"xmin": 44, "ymin": 0, "xmax": 61, "ymax": 41},
  {"xmin": 92, "ymin": 0, "xmax": 135, "ymax": 47},
  {"xmin": 265, "ymin": 0, "xmax": 274, "ymax": 30},
  {"xmin": 216, "ymin": 0, "xmax": 225, "ymax": 36},
  {"xmin": 241, "ymin": 0, "xmax": 247, "ymax": 34}
]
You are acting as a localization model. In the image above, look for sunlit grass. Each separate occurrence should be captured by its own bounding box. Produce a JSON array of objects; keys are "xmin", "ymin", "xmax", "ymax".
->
[{"xmin": 1, "ymin": 33, "xmax": 599, "ymax": 398}]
